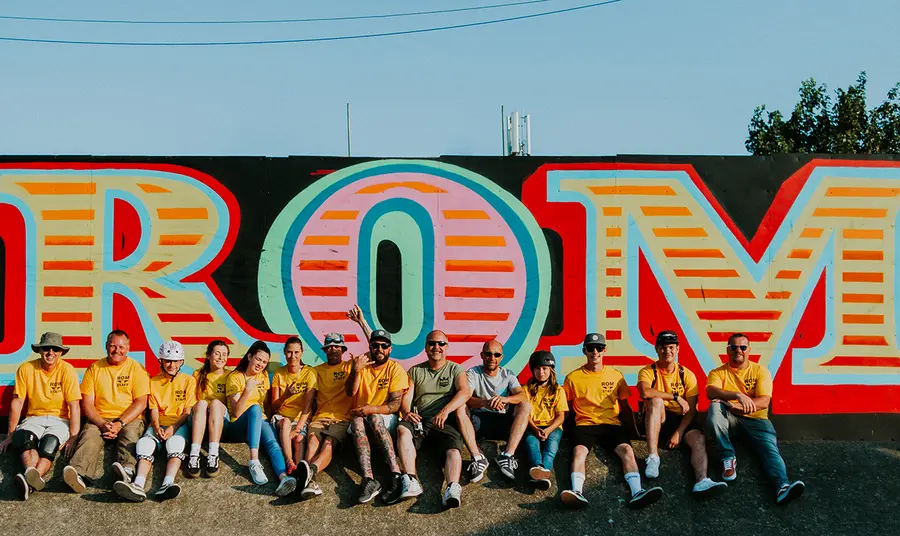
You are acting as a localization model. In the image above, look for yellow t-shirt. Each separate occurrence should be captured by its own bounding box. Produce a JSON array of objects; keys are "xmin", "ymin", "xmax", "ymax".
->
[
  {"xmin": 563, "ymin": 366, "xmax": 628, "ymax": 426},
  {"xmin": 272, "ymin": 365, "xmax": 317, "ymax": 420},
  {"xmin": 14, "ymin": 359, "xmax": 81, "ymax": 419},
  {"xmin": 313, "ymin": 360, "xmax": 354, "ymax": 422},
  {"xmin": 706, "ymin": 361, "xmax": 773, "ymax": 420},
  {"xmin": 225, "ymin": 371, "xmax": 270, "ymax": 421},
  {"xmin": 526, "ymin": 383, "xmax": 568, "ymax": 427},
  {"xmin": 356, "ymin": 359, "xmax": 408, "ymax": 408},
  {"xmin": 149, "ymin": 372, "xmax": 197, "ymax": 427},
  {"xmin": 637, "ymin": 363, "xmax": 699, "ymax": 413},
  {"xmin": 193, "ymin": 368, "xmax": 231, "ymax": 403},
  {"xmin": 81, "ymin": 357, "xmax": 151, "ymax": 420}
]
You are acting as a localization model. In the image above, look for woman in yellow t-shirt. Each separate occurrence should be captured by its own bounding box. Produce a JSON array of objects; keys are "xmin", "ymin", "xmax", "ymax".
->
[
  {"xmin": 222, "ymin": 340, "xmax": 296, "ymax": 497},
  {"xmin": 523, "ymin": 351, "xmax": 568, "ymax": 491},
  {"xmin": 187, "ymin": 340, "xmax": 231, "ymax": 478},
  {"xmin": 269, "ymin": 337, "xmax": 316, "ymax": 475}
]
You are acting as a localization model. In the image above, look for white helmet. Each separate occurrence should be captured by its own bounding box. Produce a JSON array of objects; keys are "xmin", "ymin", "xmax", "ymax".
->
[{"xmin": 158, "ymin": 340, "xmax": 185, "ymax": 361}]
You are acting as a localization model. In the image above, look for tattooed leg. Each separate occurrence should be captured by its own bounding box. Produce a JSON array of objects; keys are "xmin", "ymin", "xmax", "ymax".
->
[
  {"xmin": 351, "ymin": 416, "xmax": 373, "ymax": 478},
  {"xmin": 367, "ymin": 414, "xmax": 401, "ymax": 474}
]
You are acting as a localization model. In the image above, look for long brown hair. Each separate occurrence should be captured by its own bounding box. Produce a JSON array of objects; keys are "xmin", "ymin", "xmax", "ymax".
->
[
  {"xmin": 232, "ymin": 340, "xmax": 271, "ymax": 375},
  {"xmin": 198, "ymin": 340, "xmax": 229, "ymax": 392},
  {"xmin": 526, "ymin": 350, "xmax": 559, "ymax": 398}
]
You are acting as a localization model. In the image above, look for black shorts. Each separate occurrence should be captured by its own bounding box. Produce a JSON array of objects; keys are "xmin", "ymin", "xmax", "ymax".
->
[
  {"xmin": 638, "ymin": 411, "xmax": 701, "ymax": 446},
  {"xmin": 399, "ymin": 414, "xmax": 464, "ymax": 454},
  {"xmin": 471, "ymin": 411, "xmax": 514, "ymax": 440},
  {"xmin": 572, "ymin": 424, "xmax": 631, "ymax": 453}
]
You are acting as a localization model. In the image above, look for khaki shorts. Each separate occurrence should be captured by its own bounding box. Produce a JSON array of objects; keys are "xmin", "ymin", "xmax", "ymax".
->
[
  {"xmin": 308, "ymin": 418, "xmax": 350, "ymax": 445},
  {"xmin": 17, "ymin": 415, "xmax": 71, "ymax": 444}
]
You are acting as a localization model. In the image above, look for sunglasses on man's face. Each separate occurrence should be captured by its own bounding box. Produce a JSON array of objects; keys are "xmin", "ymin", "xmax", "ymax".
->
[
  {"xmin": 729, "ymin": 345, "xmax": 749, "ymax": 352},
  {"xmin": 584, "ymin": 345, "xmax": 606, "ymax": 353},
  {"xmin": 482, "ymin": 352, "xmax": 502, "ymax": 358},
  {"xmin": 426, "ymin": 340, "xmax": 448, "ymax": 347},
  {"xmin": 370, "ymin": 342, "xmax": 391, "ymax": 350}
]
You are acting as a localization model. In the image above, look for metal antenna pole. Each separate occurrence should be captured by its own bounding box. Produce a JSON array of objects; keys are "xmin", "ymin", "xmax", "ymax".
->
[
  {"xmin": 346, "ymin": 103, "xmax": 352, "ymax": 157},
  {"xmin": 501, "ymin": 105, "xmax": 507, "ymax": 156}
]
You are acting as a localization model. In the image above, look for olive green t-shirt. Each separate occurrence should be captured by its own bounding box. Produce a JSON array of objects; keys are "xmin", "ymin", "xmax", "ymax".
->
[{"xmin": 408, "ymin": 361, "xmax": 464, "ymax": 419}]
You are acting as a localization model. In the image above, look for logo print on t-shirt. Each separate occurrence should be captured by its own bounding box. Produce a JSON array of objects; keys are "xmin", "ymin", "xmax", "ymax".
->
[
  {"xmin": 215, "ymin": 384, "xmax": 226, "ymax": 394},
  {"xmin": 438, "ymin": 377, "xmax": 450, "ymax": 388},
  {"xmin": 744, "ymin": 378, "xmax": 757, "ymax": 392},
  {"xmin": 377, "ymin": 378, "xmax": 389, "ymax": 390},
  {"xmin": 49, "ymin": 381, "xmax": 62, "ymax": 394},
  {"xmin": 116, "ymin": 375, "xmax": 131, "ymax": 388},
  {"xmin": 175, "ymin": 389, "xmax": 186, "ymax": 402},
  {"xmin": 333, "ymin": 371, "xmax": 346, "ymax": 381}
]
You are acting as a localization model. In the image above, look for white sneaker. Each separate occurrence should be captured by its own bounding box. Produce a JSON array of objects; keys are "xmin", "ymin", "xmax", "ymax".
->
[
  {"xmin": 111, "ymin": 462, "xmax": 133, "ymax": 484},
  {"xmin": 275, "ymin": 476, "xmax": 297, "ymax": 497},
  {"xmin": 113, "ymin": 480, "xmax": 146, "ymax": 502},
  {"xmin": 692, "ymin": 477, "xmax": 728, "ymax": 495},
  {"xmin": 400, "ymin": 474, "xmax": 424, "ymax": 499},
  {"xmin": 248, "ymin": 459, "xmax": 268, "ymax": 485},
  {"xmin": 645, "ymin": 455, "xmax": 661, "ymax": 479},
  {"xmin": 300, "ymin": 480, "xmax": 323, "ymax": 499},
  {"xmin": 63, "ymin": 465, "xmax": 86, "ymax": 493},
  {"xmin": 442, "ymin": 482, "xmax": 462, "ymax": 509}
]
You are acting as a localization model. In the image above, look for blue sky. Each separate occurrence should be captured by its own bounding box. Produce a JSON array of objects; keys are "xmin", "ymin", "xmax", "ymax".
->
[{"xmin": 1, "ymin": 0, "xmax": 898, "ymax": 157}]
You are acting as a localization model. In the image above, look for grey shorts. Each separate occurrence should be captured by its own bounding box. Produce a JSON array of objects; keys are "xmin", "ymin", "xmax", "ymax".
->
[{"xmin": 17, "ymin": 415, "xmax": 70, "ymax": 444}]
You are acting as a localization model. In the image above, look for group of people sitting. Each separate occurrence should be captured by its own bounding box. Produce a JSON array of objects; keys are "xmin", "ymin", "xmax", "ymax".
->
[{"xmin": 2, "ymin": 306, "xmax": 806, "ymax": 509}]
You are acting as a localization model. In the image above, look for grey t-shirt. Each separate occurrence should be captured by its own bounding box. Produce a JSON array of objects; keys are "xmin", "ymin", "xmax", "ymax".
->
[
  {"xmin": 467, "ymin": 365, "xmax": 521, "ymax": 414},
  {"xmin": 408, "ymin": 361, "xmax": 464, "ymax": 420}
]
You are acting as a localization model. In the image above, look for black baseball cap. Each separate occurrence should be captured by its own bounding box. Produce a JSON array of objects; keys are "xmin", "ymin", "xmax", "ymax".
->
[
  {"xmin": 583, "ymin": 333, "xmax": 606, "ymax": 346},
  {"xmin": 370, "ymin": 329, "xmax": 392, "ymax": 343},
  {"xmin": 655, "ymin": 331, "xmax": 679, "ymax": 346}
]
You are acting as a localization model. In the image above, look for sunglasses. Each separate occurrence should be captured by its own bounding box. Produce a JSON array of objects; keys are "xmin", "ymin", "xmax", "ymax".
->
[
  {"xmin": 482, "ymin": 352, "xmax": 503, "ymax": 358},
  {"xmin": 370, "ymin": 342, "xmax": 391, "ymax": 350},
  {"xmin": 426, "ymin": 340, "xmax": 448, "ymax": 347},
  {"xmin": 728, "ymin": 345, "xmax": 749, "ymax": 352},
  {"xmin": 584, "ymin": 345, "xmax": 606, "ymax": 353}
]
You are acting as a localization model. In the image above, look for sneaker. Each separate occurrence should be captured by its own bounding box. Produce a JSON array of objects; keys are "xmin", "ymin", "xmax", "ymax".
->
[
  {"xmin": 248, "ymin": 459, "xmax": 268, "ymax": 485},
  {"xmin": 295, "ymin": 460, "xmax": 313, "ymax": 488},
  {"xmin": 186, "ymin": 455, "xmax": 201, "ymax": 478},
  {"xmin": 529, "ymin": 466, "xmax": 552, "ymax": 481},
  {"xmin": 382, "ymin": 473, "xmax": 404, "ymax": 505},
  {"xmin": 154, "ymin": 482, "xmax": 181, "ymax": 501},
  {"xmin": 628, "ymin": 487, "xmax": 664, "ymax": 509},
  {"xmin": 692, "ymin": 477, "xmax": 728, "ymax": 495},
  {"xmin": 275, "ymin": 475, "xmax": 297, "ymax": 497},
  {"xmin": 399, "ymin": 474, "xmax": 424, "ymax": 500},
  {"xmin": 645, "ymin": 454, "xmax": 661, "ymax": 479},
  {"xmin": 467, "ymin": 456, "xmax": 489, "ymax": 483},
  {"xmin": 442, "ymin": 482, "xmax": 462, "ymax": 509},
  {"xmin": 113, "ymin": 480, "xmax": 147, "ymax": 503},
  {"xmin": 24, "ymin": 467, "xmax": 46, "ymax": 491},
  {"xmin": 300, "ymin": 480, "xmax": 323, "ymax": 499},
  {"xmin": 530, "ymin": 478, "xmax": 552, "ymax": 491},
  {"xmin": 63, "ymin": 465, "xmax": 86, "ymax": 493},
  {"xmin": 722, "ymin": 457, "xmax": 737, "ymax": 481},
  {"xmin": 15, "ymin": 473, "xmax": 30, "ymax": 501},
  {"xmin": 205, "ymin": 454, "xmax": 219, "ymax": 478},
  {"xmin": 561, "ymin": 489, "xmax": 589, "ymax": 508},
  {"xmin": 112, "ymin": 462, "xmax": 133, "ymax": 484},
  {"xmin": 495, "ymin": 453, "xmax": 518, "ymax": 480},
  {"xmin": 358, "ymin": 476, "xmax": 382, "ymax": 504},
  {"xmin": 776, "ymin": 481, "xmax": 805, "ymax": 505}
]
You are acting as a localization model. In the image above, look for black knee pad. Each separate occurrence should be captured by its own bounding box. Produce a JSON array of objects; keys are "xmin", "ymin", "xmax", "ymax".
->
[
  {"xmin": 11, "ymin": 429, "xmax": 38, "ymax": 451},
  {"xmin": 37, "ymin": 434, "xmax": 61, "ymax": 461}
]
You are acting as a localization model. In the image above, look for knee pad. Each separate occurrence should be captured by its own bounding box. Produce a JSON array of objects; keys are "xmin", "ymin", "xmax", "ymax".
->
[
  {"xmin": 11, "ymin": 429, "xmax": 38, "ymax": 451},
  {"xmin": 37, "ymin": 434, "xmax": 61, "ymax": 461},
  {"xmin": 165, "ymin": 435, "xmax": 186, "ymax": 460},
  {"xmin": 135, "ymin": 436, "xmax": 157, "ymax": 462}
]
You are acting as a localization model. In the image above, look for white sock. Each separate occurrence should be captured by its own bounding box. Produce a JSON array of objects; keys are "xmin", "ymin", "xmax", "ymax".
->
[
  {"xmin": 189, "ymin": 444, "xmax": 201, "ymax": 457},
  {"xmin": 133, "ymin": 475, "xmax": 146, "ymax": 488},
  {"xmin": 647, "ymin": 453, "xmax": 660, "ymax": 461},
  {"xmin": 625, "ymin": 472, "xmax": 642, "ymax": 495},
  {"xmin": 571, "ymin": 472, "xmax": 585, "ymax": 493},
  {"xmin": 162, "ymin": 475, "xmax": 175, "ymax": 486},
  {"xmin": 475, "ymin": 453, "xmax": 486, "ymax": 461},
  {"xmin": 502, "ymin": 451, "xmax": 513, "ymax": 457},
  {"xmin": 208, "ymin": 443, "xmax": 219, "ymax": 457}
]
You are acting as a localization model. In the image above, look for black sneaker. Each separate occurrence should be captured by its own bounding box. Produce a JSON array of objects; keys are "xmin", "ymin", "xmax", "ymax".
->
[
  {"xmin": 628, "ymin": 487, "xmax": 663, "ymax": 509},
  {"xmin": 186, "ymin": 455, "xmax": 201, "ymax": 478},
  {"xmin": 382, "ymin": 473, "xmax": 403, "ymax": 505},
  {"xmin": 495, "ymin": 453, "xmax": 518, "ymax": 480},
  {"xmin": 205, "ymin": 454, "xmax": 219, "ymax": 478},
  {"xmin": 154, "ymin": 482, "xmax": 181, "ymax": 501},
  {"xmin": 467, "ymin": 456, "xmax": 489, "ymax": 483},
  {"xmin": 532, "ymin": 478, "xmax": 552, "ymax": 491},
  {"xmin": 358, "ymin": 477, "xmax": 382, "ymax": 504},
  {"xmin": 561, "ymin": 489, "xmax": 588, "ymax": 508},
  {"xmin": 295, "ymin": 460, "xmax": 318, "ymax": 488},
  {"xmin": 15, "ymin": 473, "xmax": 30, "ymax": 501},
  {"xmin": 776, "ymin": 481, "xmax": 805, "ymax": 505}
]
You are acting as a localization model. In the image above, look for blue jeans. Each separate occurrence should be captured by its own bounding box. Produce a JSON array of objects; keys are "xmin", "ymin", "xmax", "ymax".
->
[
  {"xmin": 707, "ymin": 401, "xmax": 789, "ymax": 489},
  {"xmin": 223, "ymin": 404, "xmax": 287, "ymax": 477},
  {"xmin": 523, "ymin": 428, "xmax": 562, "ymax": 471}
]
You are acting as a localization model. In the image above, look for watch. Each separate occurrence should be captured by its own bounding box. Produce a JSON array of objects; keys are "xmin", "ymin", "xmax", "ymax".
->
[
  {"xmin": 672, "ymin": 394, "xmax": 680, "ymax": 402},
  {"xmin": 113, "ymin": 418, "xmax": 124, "ymax": 426}
]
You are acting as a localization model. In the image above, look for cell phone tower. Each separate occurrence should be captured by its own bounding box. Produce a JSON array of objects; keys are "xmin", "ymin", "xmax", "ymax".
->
[{"xmin": 501, "ymin": 106, "xmax": 532, "ymax": 156}]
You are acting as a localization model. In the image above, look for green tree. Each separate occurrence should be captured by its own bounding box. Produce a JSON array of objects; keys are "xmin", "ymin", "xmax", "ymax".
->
[{"xmin": 746, "ymin": 72, "xmax": 900, "ymax": 155}]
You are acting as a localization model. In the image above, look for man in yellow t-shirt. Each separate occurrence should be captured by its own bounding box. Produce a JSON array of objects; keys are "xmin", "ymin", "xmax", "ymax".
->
[
  {"xmin": 0, "ymin": 332, "xmax": 81, "ymax": 500},
  {"xmin": 345, "ymin": 326, "xmax": 409, "ymax": 505},
  {"xmin": 63, "ymin": 330, "xmax": 150, "ymax": 494},
  {"xmin": 637, "ymin": 330, "xmax": 726, "ymax": 495},
  {"xmin": 561, "ymin": 333, "xmax": 662, "ymax": 510},
  {"xmin": 706, "ymin": 333, "xmax": 805, "ymax": 505},
  {"xmin": 294, "ymin": 332, "xmax": 354, "ymax": 499}
]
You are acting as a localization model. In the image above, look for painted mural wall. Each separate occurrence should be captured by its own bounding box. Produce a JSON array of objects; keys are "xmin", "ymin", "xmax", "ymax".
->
[{"xmin": 1, "ymin": 155, "xmax": 899, "ymax": 417}]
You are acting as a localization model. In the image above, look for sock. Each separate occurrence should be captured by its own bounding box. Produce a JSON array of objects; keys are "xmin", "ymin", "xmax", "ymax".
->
[
  {"xmin": 571, "ymin": 472, "xmax": 585, "ymax": 493},
  {"xmin": 625, "ymin": 472, "xmax": 642, "ymax": 495},
  {"xmin": 208, "ymin": 443, "xmax": 220, "ymax": 457},
  {"xmin": 647, "ymin": 453, "xmax": 660, "ymax": 461},
  {"xmin": 476, "ymin": 453, "xmax": 486, "ymax": 461},
  {"xmin": 161, "ymin": 475, "xmax": 175, "ymax": 487},
  {"xmin": 133, "ymin": 475, "xmax": 146, "ymax": 488},
  {"xmin": 502, "ymin": 451, "xmax": 513, "ymax": 458},
  {"xmin": 189, "ymin": 444, "xmax": 201, "ymax": 457}
]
